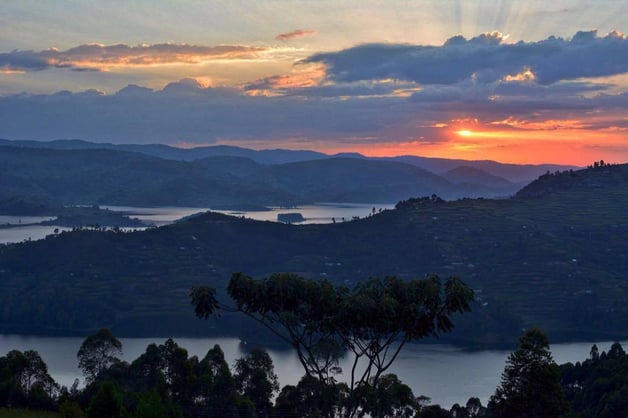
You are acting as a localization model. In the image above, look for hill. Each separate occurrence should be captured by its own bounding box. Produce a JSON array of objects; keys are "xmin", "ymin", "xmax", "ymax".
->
[
  {"xmin": 0, "ymin": 138, "xmax": 576, "ymax": 186},
  {"xmin": 249, "ymin": 157, "xmax": 456, "ymax": 202},
  {"xmin": 0, "ymin": 138, "xmax": 328, "ymax": 164},
  {"xmin": 387, "ymin": 155, "xmax": 576, "ymax": 183},
  {"xmin": 0, "ymin": 145, "xmax": 523, "ymax": 207},
  {"xmin": 0, "ymin": 146, "xmax": 299, "ymax": 207},
  {"xmin": 0, "ymin": 164, "xmax": 626, "ymax": 346},
  {"xmin": 442, "ymin": 166, "xmax": 515, "ymax": 197}
]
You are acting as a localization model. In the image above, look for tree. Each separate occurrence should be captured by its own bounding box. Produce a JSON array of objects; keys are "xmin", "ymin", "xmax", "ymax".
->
[
  {"xmin": 234, "ymin": 348, "xmax": 279, "ymax": 418},
  {"xmin": 86, "ymin": 381, "xmax": 125, "ymax": 418},
  {"xmin": 0, "ymin": 349, "xmax": 58, "ymax": 409},
  {"xmin": 191, "ymin": 272, "xmax": 473, "ymax": 418},
  {"xmin": 355, "ymin": 373, "xmax": 419, "ymax": 418},
  {"xmin": 77, "ymin": 328, "xmax": 123, "ymax": 383},
  {"xmin": 560, "ymin": 342, "xmax": 628, "ymax": 417},
  {"xmin": 200, "ymin": 344, "xmax": 242, "ymax": 418},
  {"xmin": 488, "ymin": 328, "xmax": 569, "ymax": 418}
]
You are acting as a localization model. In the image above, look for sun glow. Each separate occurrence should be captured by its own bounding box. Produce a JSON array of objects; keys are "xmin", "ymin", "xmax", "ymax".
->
[{"xmin": 457, "ymin": 130, "xmax": 473, "ymax": 137}]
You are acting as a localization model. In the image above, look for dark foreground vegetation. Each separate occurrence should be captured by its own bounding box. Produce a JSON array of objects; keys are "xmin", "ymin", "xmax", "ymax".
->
[{"xmin": 1, "ymin": 329, "xmax": 626, "ymax": 418}]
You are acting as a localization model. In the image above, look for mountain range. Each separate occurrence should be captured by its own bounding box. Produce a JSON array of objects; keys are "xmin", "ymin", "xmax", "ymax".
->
[{"xmin": 0, "ymin": 138, "xmax": 577, "ymax": 207}]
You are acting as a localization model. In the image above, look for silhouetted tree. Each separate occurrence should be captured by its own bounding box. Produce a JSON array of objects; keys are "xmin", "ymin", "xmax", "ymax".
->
[
  {"xmin": 488, "ymin": 328, "xmax": 569, "ymax": 418},
  {"xmin": 192, "ymin": 272, "xmax": 473, "ymax": 418},
  {"xmin": 234, "ymin": 348, "xmax": 279, "ymax": 418},
  {"xmin": 86, "ymin": 381, "xmax": 125, "ymax": 418},
  {"xmin": 77, "ymin": 328, "xmax": 123, "ymax": 383}
]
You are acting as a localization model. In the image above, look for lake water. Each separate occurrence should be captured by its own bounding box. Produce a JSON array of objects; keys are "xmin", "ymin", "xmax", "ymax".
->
[
  {"xmin": 1, "ymin": 335, "xmax": 624, "ymax": 408},
  {"xmin": 0, "ymin": 216, "xmax": 56, "ymax": 225},
  {"xmin": 103, "ymin": 203, "xmax": 395, "ymax": 226},
  {"xmin": 1, "ymin": 204, "xmax": 394, "ymax": 244},
  {"xmin": 0, "ymin": 225, "xmax": 72, "ymax": 244}
]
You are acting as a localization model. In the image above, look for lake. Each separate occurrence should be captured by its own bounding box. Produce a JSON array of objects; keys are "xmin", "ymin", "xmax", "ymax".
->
[
  {"xmin": 103, "ymin": 202, "xmax": 395, "ymax": 226},
  {"xmin": 1, "ymin": 334, "xmax": 624, "ymax": 408},
  {"xmin": 0, "ymin": 203, "xmax": 395, "ymax": 244}
]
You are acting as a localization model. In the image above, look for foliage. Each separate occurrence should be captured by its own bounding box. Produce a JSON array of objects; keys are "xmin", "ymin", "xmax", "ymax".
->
[
  {"xmin": 449, "ymin": 397, "xmax": 488, "ymax": 418},
  {"xmin": 86, "ymin": 381, "xmax": 125, "ymax": 418},
  {"xmin": 234, "ymin": 349, "xmax": 279, "ymax": 418},
  {"xmin": 0, "ymin": 349, "xmax": 58, "ymax": 410},
  {"xmin": 560, "ymin": 341, "xmax": 628, "ymax": 417},
  {"xmin": 193, "ymin": 272, "xmax": 473, "ymax": 418},
  {"xmin": 77, "ymin": 329, "xmax": 123, "ymax": 383},
  {"xmin": 488, "ymin": 329, "xmax": 569, "ymax": 418},
  {"xmin": 3, "ymin": 330, "xmax": 628, "ymax": 418},
  {"xmin": 273, "ymin": 375, "xmax": 347, "ymax": 418}
]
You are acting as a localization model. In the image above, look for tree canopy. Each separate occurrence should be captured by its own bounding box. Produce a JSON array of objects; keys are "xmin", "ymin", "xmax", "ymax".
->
[
  {"xmin": 488, "ymin": 328, "xmax": 569, "ymax": 418},
  {"xmin": 77, "ymin": 328, "xmax": 123, "ymax": 383},
  {"xmin": 191, "ymin": 272, "xmax": 474, "ymax": 417}
]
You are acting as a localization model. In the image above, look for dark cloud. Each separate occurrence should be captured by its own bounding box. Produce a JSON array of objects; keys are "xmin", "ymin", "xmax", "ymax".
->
[
  {"xmin": 0, "ymin": 49, "xmax": 50, "ymax": 71},
  {"xmin": 276, "ymin": 29, "xmax": 317, "ymax": 41},
  {"xmin": 0, "ymin": 80, "xmax": 406, "ymax": 144},
  {"xmin": 305, "ymin": 30, "xmax": 628, "ymax": 85},
  {"xmin": 0, "ymin": 42, "xmax": 267, "ymax": 72},
  {"xmin": 0, "ymin": 77, "xmax": 625, "ymax": 149}
]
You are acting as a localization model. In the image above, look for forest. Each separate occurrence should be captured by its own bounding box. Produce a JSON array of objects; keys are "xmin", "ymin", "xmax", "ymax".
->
[
  {"xmin": 1, "ymin": 329, "xmax": 626, "ymax": 417},
  {"xmin": 2, "ymin": 273, "xmax": 627, "ymax": 417}
]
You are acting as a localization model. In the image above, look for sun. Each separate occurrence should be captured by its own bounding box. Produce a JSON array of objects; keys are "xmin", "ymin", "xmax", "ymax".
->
[{"xmin": 457, "ymin": 130, "xmax": 473, "ymax": 137}]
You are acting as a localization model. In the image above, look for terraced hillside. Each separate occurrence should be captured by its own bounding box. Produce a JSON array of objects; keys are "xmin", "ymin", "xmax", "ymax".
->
[{"xmin": 0, "ymin": 164, "xmax": 626, "ymax": 346}]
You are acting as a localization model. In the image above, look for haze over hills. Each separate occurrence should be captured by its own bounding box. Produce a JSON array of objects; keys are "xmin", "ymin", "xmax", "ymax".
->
[
  {"xmin": 1, "ymin": 163, "xmax": 626, "ymax": 346},
  {"xmin": 0, "ymin": 142, "xmax": 549, "ymax": 207},
  {"xmin": 0, "ymin": 138, "xmax": 576, "ymax": 184},
  {"xmin": 0, "ymin": 146, "xmax": 446, "ymax": 206}
]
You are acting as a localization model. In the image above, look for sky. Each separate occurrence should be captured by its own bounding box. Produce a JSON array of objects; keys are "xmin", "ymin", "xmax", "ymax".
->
[{"xmin": 1, "ymin": 0, "xmax": 627, "ymax": 165}]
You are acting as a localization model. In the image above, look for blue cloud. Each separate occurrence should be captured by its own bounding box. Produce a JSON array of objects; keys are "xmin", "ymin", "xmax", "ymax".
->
[{"xmin": 306, "ymin": 30, "xmax": 628, "ymax": 85}]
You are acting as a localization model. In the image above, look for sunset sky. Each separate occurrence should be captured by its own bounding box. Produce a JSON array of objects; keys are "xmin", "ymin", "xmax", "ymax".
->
[{"xmin": 1, "ymin": 0, "xmax": 627, "ymax": 165}]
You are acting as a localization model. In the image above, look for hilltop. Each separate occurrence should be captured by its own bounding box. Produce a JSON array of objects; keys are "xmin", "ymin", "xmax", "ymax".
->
[{"xmin": 0, "ymin": 163, "xmax": 626, "ymax": 346}]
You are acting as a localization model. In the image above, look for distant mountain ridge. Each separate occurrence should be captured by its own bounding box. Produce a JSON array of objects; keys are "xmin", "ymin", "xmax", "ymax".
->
[
  {"xmin": 0, "ymin": 142, "xmax": 550, "ymax": 207},
  {"xmin": 0, "ymin": 138, "xmax": 329, "ymax": 165},
  {"xmin": 0, "ymin": 138, "xmax": 577, "ymax": 184}
]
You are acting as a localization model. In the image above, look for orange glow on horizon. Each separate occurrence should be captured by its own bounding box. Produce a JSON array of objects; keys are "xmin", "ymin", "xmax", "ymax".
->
[{"xmin": 358, "ymin": 127, "xmax": 628, "ymax": 165}]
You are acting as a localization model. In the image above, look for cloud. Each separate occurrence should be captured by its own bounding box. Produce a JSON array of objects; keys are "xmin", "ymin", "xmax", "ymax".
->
[
  {"xmin": 275, "ymin": 29, "xmax": 317, "ymax": 41},
  {"xmin": 1, "ymin": 30, "xmax": 627, "ymax": 164},
  {"xmin": 0, "ymin": 77, "xmax": 625, "ymax": 149},
  {"xmin": 244, "ymin": 63, "xmax": 326, "ymax": 94},
  {"xmin": 305, "ymin": 30, "xmax": 628, "ymax": 85},
  {"xmin": 0, "ymin": 42, "xmax": 267, "ymax": 72}
]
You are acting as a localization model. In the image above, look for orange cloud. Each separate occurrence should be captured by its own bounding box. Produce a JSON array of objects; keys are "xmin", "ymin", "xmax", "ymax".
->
[
  {"xmin": 0, "ymin": 69, "xmax": 25, "ymax": 74},
  {"xmin": 276, "ymin": 29, "xmax": 317, "ymax": 41},
  {"xmin": 503, "ymin": 68, "xmax": 536, "ymax": 82},
  {"xmin": 490, "ymin": 117, "xmax": 588, "ymax": 130},
  {"xmin": 1, "ymin": 43, "xmax": 269, "ymax": 72},
  {"xmin": 244, "ymin": 63, "xmax": 326, "ymax": 95}
]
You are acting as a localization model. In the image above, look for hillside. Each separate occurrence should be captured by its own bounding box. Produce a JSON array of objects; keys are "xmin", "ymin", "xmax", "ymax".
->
[
  {"xmin": 0, "ymin": 146, "xmax": 299, "ymax": 207},
  {"xmin": 0, "ymin": 145, "xmax": 522, "ymax": 207},
  {"xmin": 0, "ymin": 138, "xmax": 329, "ymax": 164},
  {"xmin": 250, "ymin": 157, "xmax": 456, "ymax": 202},
  {"xmin": 442, "ymin": 166, "xmax": 515, "ymax": 197},
  {"xmin": 0, "ymin": 138, "xmax": 575, "ymax": 187},
  {"xmin": 0, "ymin": 164, "xmax": 626, "ymax": 346}
]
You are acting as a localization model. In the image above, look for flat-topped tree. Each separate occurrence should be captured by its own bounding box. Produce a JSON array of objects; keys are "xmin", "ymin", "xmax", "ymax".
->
[{"xmin": 191, "ymin": 273, "xmax": 473, "ymax": 417}]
